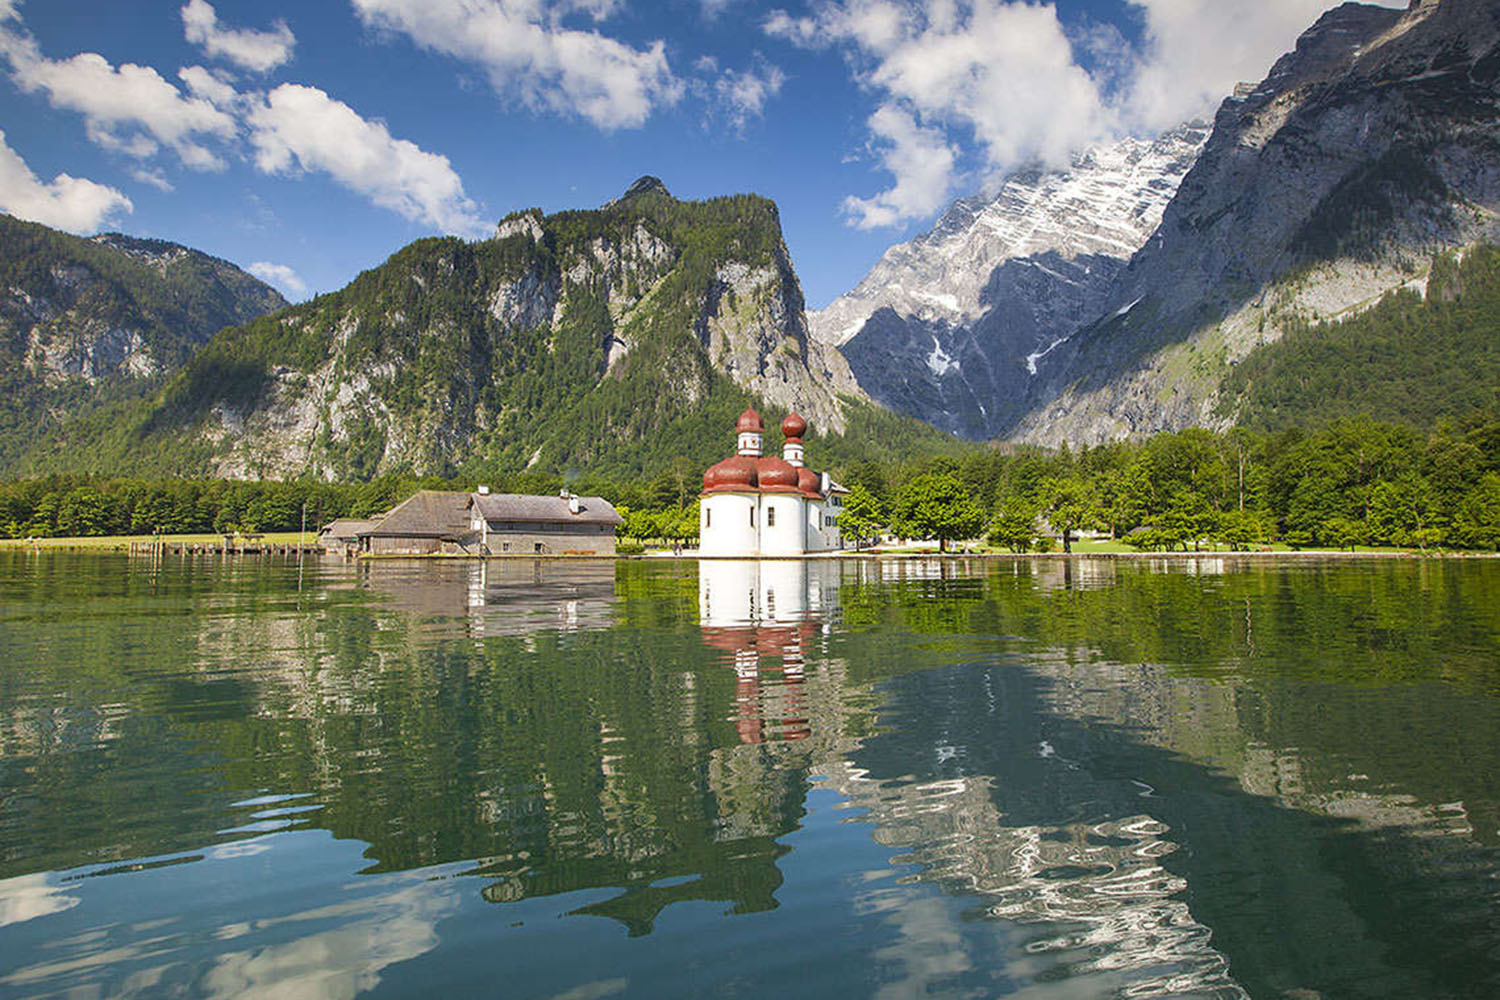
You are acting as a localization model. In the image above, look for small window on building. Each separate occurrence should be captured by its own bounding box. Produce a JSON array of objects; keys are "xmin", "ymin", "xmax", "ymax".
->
[
  {"xmin": 705, "ymin": 508, "xmax": 711, "ymax": 528},
  {"xmin": 535, "ymin": 542, "xmax": 544, "ymax": 553},
  {"xmin": 750, "ymin": 508, "xmax": 755, "ymax": 527},
  {"xmin": 767, "ymin": 506, "xmax": 776, "ymax": 527},
  {"xmin": 502, "ymin": 542, "xmax": 510, "ymax": 552}
]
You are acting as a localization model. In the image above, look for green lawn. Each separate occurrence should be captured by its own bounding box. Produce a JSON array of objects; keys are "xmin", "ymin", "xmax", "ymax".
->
[{"xmin": 0, "ymin": 531, "xmax": 316, "ymax": 551}]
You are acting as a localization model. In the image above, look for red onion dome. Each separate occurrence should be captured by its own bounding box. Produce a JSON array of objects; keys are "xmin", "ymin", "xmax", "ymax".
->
[
  {"xmin": 756, "ymin": 455, "xmax": 800, "ymax": 491},
  {"xmin": 736, "ymin": 407, "xmax": 764, "ymax": 433},
  {"xmin": 703, "ymin": 455, "xmax": 759, "ymax": 492},
  {"xmin": 781, "ymin": 412, "xmax": 807, "ymax": 441},
  {"xmin": 798, "ymin": 467, "xmax": 821, "ymax": 497}
]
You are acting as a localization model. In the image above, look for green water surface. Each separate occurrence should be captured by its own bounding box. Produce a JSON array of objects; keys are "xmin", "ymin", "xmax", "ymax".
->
[{"xmin": 0, "ymin": 554, "xmax": 1496, "ymax": 999}]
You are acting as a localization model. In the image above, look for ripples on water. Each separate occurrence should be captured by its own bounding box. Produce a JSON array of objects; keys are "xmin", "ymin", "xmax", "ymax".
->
[{"xmin": 0, "ymin": 553, "xmax": 1497, "ymax": 999}]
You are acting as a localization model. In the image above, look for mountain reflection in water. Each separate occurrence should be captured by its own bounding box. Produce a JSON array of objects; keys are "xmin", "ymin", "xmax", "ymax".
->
[{"xmin": 0, "ymin": 554, "xmax": 1496, "ymax": 999}]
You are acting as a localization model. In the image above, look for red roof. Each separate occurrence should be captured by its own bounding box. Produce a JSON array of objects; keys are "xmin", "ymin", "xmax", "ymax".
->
[
  {"xmin": 756, "ymin": 455, "xmax": 800, "ymax": 492},
  {"xmin": 736, "ymin": 407, "xmax": 764, "ymax": 433},
  {"xmin": 704, "ymin": 454, "xmax": 759, "ymax": 492},
  {"xmin": 781, "ymin": 413, "xmax": 807, "ymax": 441}
]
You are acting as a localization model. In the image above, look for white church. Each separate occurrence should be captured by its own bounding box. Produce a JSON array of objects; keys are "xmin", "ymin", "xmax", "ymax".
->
[{"xmin": 699, "ymin": 408, "xmax": 847, "ymax": 557}]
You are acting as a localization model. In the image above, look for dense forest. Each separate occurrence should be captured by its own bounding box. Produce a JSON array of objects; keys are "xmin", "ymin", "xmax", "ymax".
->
[
  {"xmin": 4, "ymin": 413, "xmax": 1497, "ymax": 551},
  {"xmin": 1222, "ymin": 245, "xmax": 1500, "ymax": 430}
]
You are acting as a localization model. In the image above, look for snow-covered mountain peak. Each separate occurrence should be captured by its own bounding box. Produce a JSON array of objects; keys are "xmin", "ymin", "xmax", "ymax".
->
[{"xmin": 809, "ymin": 123, "xmax": 1210, "ymax": 347}]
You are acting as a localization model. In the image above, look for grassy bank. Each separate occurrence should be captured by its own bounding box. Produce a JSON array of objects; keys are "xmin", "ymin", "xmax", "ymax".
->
[{"xmin": 0, "ymin": 531, "xmax": 314, "ymax": 551}]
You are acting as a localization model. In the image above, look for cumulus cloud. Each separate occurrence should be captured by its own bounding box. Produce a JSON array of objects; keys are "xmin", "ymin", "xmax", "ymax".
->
[
  {"xmin": 0, "ymin": 129, "xmax": 132, "ymax": 232},
  {"xmin": 769, "ymin": 0, "xmax": 1404, "ymax": 228},
  {"xmin": 131, "ymin": 166, "xmax": 175, "ymax": 192},
  {"xmin": 768, "ymin": 0, "xmax": 1112, "ymax": 227},
  {"xmin": 181, "ymin": 0, "xmax": 294, "ymax": 73},
  {"xmin": 712, "ymin": 59, "xmax": 785, "ymax": 131},
  {"xmin": 350, "ymin": 0, "xmax": 681, "ymax": 130},
  {"xmin": 0, "ymin": 26, "xmax": 235, "ymax": 170},
  {"xmin": 1122, "ymin": 0, "xmax": 1402, "ymax": 131},
  {"xmin": 247, "ymin": 83, "xmax": 486, "ymax": 235},
  {"xmin": 248, "ymin": 260, "xmax": 307, "ymax": 298},
  {"xmin": 178, "ymin": 64, "xmax": 243, "ymax": 109},
  {"xmin": 842, "ymin": 105, "xmax": 954, "ymax": 228}
]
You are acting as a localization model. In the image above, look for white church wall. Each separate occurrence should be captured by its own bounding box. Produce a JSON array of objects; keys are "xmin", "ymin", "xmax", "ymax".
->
[{"xmin": 700, "ymin": 493, "xmax": 759, "ymax": 557}]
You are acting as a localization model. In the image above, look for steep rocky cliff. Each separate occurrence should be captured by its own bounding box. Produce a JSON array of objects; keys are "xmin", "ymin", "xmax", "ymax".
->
[
  {"xmin": 1014, "ymin": 0, "xmax": 1500, "ymax": 445},
  {"xmin": 811, "ymin": 125, "xmax": 1209, "ymax": 439},
  {"xmin": 0, "ymin": 215, "xmax": 287, "ymax": 470},
  {"xmin": 34, "ymin": 180, "xmax": 868, "ymax": 480}
]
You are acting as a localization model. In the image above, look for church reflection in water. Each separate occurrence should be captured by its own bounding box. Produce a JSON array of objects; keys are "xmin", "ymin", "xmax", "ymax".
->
[{"xmin": 698, "ymin": 560, "xmax": 844, "ymax": 745}]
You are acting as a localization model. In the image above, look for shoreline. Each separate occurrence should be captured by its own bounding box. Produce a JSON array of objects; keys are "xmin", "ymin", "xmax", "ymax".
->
[{"xmin": 2, "ymin": 541, "xmax": 1495, "ymax": 560}]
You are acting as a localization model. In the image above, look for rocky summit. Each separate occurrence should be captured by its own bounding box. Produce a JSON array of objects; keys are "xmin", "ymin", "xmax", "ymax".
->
[{"xmin": 812, "ymin": 124, "xmax": 1209, "ymax": 440}]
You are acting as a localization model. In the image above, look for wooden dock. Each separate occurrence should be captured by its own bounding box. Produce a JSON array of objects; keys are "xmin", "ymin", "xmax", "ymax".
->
[{"xmin": 129, "ymin": 541, "xmax": 323, "ymax": 557}]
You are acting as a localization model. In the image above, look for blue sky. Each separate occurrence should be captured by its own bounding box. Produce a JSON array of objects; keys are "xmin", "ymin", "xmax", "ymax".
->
[{"xmin": 0, "ymin": 1, "xmax": 1395, "ymax": 307}]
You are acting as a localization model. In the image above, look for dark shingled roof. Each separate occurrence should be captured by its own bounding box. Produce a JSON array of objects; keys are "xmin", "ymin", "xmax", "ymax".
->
[
  {"xmin": 470, "ymin": 493, "xmax": 624, "ymax": 526},
  {"xmin": 319, "ymin": 518, "xmax": 377, "ymax": 539},
  {"xmin": 366, "ymin": 491, "xmax": 474, "ymax": 539}
]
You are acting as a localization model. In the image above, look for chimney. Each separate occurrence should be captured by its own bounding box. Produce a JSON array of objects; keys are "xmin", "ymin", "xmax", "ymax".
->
[
  {"xmin": 569, "ymin": 494, "xmax": 580, "ymax": 515},
  {"xmin": 477, "ymin": 485, "xmax": 491, "ymax": 495}
]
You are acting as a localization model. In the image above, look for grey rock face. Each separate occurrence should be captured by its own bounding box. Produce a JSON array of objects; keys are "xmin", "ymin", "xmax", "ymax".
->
[
  {"xmin": 1, "ymin": 225, "xmax": 286, "ymax": 386},
  {"xmin": 813, "ymin": 124, "xmax": 1209, "ymax": 440},
  {"xmin": 1013, "ymin": 0, "xmax": 1500, "ymax": 446}
]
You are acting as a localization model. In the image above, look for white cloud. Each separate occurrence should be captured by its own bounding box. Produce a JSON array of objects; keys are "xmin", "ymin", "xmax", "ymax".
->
[
  {"xmin": 247, "ymin": 83, "xmax": 486, "ymax": 235},
  {"xmin": 768, "ymin": 0, "xmax": 1112, "ymax": 227},
  {"xmin": 0, "ymin": 26, "xmax": 235, "ymax": 170},
  {"xmin": 842, "ymin": 105, "xmax": 954, "ymax": 228},
  {"xmin": 0, "ymin": 129, "xmax": 132, "ymax": 233},
  {"xmin": 768, "ymin": 0, "xmax": 1405, "ymax": 228},
  {"xmin": 178, "ymin": 64, "xmax": 242, "ymax": 109},
  {"xmin": 248, "ymin": 260, "xmax": 307, "ymax": 298},
  {"xmin": 131, "ymin": 166, "xmax": 175, "ymax": 192},
  {"xmin": 181, "ymin": 0, "xmax": 295, "ymax": 74},
  {"xmin": 1122, "ymin": 0, "xmax": 1404, "ymax": 131},
  {"xmin": 713, "ymin": 60, "xmax": 785, "ymax": 131},
  {"xmin": 350, "ymin": 0, "xmax": 681, "ymax": 130}
]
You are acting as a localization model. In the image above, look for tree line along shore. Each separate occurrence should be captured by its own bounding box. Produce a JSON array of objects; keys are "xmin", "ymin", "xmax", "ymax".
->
[{"xmin": 0, "ymin": 415, "xmax": 1497, "ymax": 554}]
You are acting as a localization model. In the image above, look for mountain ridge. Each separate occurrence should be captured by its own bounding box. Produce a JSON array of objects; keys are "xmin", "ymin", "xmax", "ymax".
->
[
  {"xmin": 6, "ymin": 183, "xmax": 956, "ymax": 482},
  {"xmin": 811, "ymin": 123, "xmax": 1211, "ymax": 439},
  {"xmin": 0, "ymin": 213, "xmax": 288, "ymax": 472},
  {"xmin": 1011, "ymin": 0, "xmax": 1500, "ymax": 445}
]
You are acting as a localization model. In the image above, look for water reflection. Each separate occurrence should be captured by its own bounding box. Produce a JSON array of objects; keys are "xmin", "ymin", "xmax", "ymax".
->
[
  {"xmin": 354, "ymin": 559, "xmax": 618, "ymax": 639},
  {"xmin": 0, "ymin": 554, "xmax": 1497, "ymax": 998}
]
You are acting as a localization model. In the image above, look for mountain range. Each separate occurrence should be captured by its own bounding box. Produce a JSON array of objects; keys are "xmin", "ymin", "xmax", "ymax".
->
[{"xmin": 0, "ymin": 0, "xmax": 1495, "ymax": 481}]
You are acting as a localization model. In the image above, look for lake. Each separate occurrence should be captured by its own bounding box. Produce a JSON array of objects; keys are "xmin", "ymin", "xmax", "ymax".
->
[{"xmin": 1, "ymin": 553, "xmax": 1497, "ymax": 999}]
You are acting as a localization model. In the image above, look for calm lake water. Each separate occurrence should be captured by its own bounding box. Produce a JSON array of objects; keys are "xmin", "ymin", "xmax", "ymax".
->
[{"xmin": 1, "ymin": 554, "xmax": 1497, "ymax": 1000}]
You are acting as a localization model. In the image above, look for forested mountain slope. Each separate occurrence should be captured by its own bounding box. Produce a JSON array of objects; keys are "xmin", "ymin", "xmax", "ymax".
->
[
  {"xmin": 1222, "ymin": 244, "xmax": 1500, "ymax": 430},
  {"xmin": 0, "ymin": 215, "xmax": 287, "ymax": 471},
  {"xmin": 11, "ymin": 180, "xmax": 956, "ymax": 481}
]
